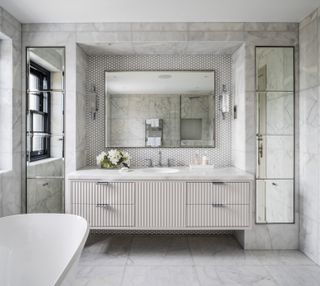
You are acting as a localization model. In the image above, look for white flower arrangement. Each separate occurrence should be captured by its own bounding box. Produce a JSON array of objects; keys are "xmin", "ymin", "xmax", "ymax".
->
[{"xmin": 97, "ymin": 149, "xmax": 130, "ymax": 169}]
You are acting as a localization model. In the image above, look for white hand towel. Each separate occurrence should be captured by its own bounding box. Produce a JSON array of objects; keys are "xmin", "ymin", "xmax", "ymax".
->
[{"xmin": 154, "ymin": 137, "xmax": 161, "ymax": 147}]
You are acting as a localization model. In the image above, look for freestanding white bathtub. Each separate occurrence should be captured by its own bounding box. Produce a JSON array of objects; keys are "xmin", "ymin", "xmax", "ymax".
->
[{"xmin": 0, "ymin": 213, "xmax": 89, "ymax": 286}]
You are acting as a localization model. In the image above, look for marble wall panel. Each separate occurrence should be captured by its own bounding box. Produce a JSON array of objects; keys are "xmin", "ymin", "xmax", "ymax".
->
[
  {"xmin": 0, "ymin": 7, "xmax": 22, "ymax": 217},
  {"xmin": 299, "ymin": 8, "xmax": 320, "ymax": 265}
]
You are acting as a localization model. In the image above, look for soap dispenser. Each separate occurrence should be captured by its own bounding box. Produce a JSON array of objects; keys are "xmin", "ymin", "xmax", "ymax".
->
[{"xmin": 202, "ymin": 151, "xmax": 209, "ymax": 165}]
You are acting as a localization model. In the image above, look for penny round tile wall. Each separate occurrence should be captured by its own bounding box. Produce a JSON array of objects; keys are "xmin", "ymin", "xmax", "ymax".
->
[{"xmin": 86, "ymin": 54, "xmax": 232, "ymax": 167}]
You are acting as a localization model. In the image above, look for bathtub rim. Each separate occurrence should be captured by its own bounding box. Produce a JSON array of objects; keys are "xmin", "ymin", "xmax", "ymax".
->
[{"xmin": 0, "ymin": 213, "xmax": 89, "ymax": 286}]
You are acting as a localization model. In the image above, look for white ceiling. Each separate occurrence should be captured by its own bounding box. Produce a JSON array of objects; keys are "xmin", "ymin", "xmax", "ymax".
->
[{"xmin": 0, "ymin": 0, "xmax": 319, "ymax": 23}]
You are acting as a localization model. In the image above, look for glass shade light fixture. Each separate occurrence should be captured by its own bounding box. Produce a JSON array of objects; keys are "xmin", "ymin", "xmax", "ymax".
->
[{"xmin": 220, "ymin": 84, "xmax": 230, "ymax": 119}]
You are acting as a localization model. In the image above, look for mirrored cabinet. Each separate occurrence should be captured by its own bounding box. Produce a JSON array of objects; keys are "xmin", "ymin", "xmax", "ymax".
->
[
  {"xmin": 26, "ymin": 47, "xmax": 65, "ymax": 213},
  {"xmin": 255, "ymin": 47, "xmax": 295, "ymax": 224}
]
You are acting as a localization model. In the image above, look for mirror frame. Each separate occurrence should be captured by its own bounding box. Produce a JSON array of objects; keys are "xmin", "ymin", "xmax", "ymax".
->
[{"xmin": 104, "ymin": 70, "xmax": 216, "ymax": 148}]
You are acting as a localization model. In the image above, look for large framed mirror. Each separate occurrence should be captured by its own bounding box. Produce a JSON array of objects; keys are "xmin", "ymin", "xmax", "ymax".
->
[
  {"xmin": 104, "ymin": 71, "xmax": 215, "ymax": 148},
  {"xmin": 255, "ymin": 47, "xmax": 295, "ymax": 224},
  {"xmin": 26, "ymin": 47, "xmax": 65, "ymax": 213}
]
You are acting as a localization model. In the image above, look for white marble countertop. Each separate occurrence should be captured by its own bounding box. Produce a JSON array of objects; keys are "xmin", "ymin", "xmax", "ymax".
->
[{"xmin": 67, "ymin": 166, "xmax": 254, "ymax": 182}]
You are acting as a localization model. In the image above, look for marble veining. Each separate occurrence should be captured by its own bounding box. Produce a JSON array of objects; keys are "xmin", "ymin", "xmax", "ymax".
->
[
  {"xmin": 67, "ymin": 166, "xmax": 254, "ymax": 181},
  {"xmin": 299, "ymin": 8, "xmax": 320, "ymax": 265},
  {"xmin": 74, "ymin": 234, "xmax": 319, "ymax": 286}
]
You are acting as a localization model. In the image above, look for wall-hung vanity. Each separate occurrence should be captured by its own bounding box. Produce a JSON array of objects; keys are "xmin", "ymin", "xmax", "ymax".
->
[{"xmin": 67, "ymin": 168, "xmax": 254, "ymax": 230}]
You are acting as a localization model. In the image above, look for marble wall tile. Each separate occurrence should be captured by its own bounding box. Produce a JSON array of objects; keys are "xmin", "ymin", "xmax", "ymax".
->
[
  {"xmin": 76, "ymin": 23, "xmax": 131, "ymax": 32},
  {"xmin": 299, "ymin": 15, "xmax": 319, "ymax": 90},
  {"xmin": 76, "ymin": 45, "xmax": 88, "ymax": 169},
  {"xmin": 131, "ymin": 23, "xmax": 188, "ymax": 31},
  {"xmin": 299, "ymin": 8, "xmax": 320, "ymax": 266},
  {"xmin": 243, "ymin": 221, "xmax": 299, "ymax": 250},
  {"xmin": 0, "ymin": 7, "xmax": 22, "ymax": 217},
  {"xmin": 299, "ymin": 9, "xmax": 319, "ymax": 30},
  {"xmin": 188, "ymin": 31, "xmax": 244, "ymax": 42},
  {"xmin": 188, "ymin": 22, "xmax": 244, "ymax": 31},
  {"xmin": 232, "ymin": 45, "xmax": 246, "ymax": 170},
  {"xmin": 244, "ymin": 23, "xmax": 298, "ymax": 32},
  {"xmin": 299, "ymin": 152, "xmax": 319, "ymax": 220},
  {"xmin": 299, "ymin": 87, "xmax": 319, "ymax": 154},
  {"xmin": 245, "ymin": 31, "xmax": 298, "ymax": 46},
  {"xmin": 22, "ymin": 23, "xmax": 77, "ymax": 32},
  {"xmin": 132, "ymin": 31, "xmax": 188, "ymax": 42},
  {"xmin": 76, "ymin": 31, "xmax": 132, "ymax": 43},
  {"xmin": 299, "ymin": 215, "xmax": 319, "ymax": 263}
]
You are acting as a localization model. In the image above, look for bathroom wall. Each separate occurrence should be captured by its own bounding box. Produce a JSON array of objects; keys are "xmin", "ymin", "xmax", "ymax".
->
[
  {"xmin": 0, "ymin": 8, "xmax": 22, "ymax": 217},
  {"xmin": 232, "ymin": 44, "xmax": 246, "ymax": 170},
  {"xmin": 76, "ymin": 45, "xmax": 88, "ymax": 169},
  {"xmin": 21, "ymin": 21, "xmax": 299, "ymax": 249},
  {"xmin": 86, "ymin": 54, "xmax": 232, "ymax": 167},
  {"xmin": 299, "ymin": 8, "xmax": 320, "ymax": 265}
]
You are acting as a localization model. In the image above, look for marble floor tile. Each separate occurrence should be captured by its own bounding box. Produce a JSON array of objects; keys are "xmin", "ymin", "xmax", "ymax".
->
[
  {"xmin": 127, "ymin": 235, "xmax": 193, "ymax": 266},
  {"xmin": 122, "ymin": 266, "xmax": 200, "ymax": 286},
  {"xmin": 79, "ymin": 235, "xmax": 133, "ymax": 266},
  {"xmin": 189, "ymin": 236, "xmax": 260, "ymax": 266},
  {"xmin": 266, "ymin": 265, "xmax": 320, "ymax": 286},
  {"xmin": 74, "ymin": 266, "xmax": 125, "ymax": 286},
  {"xmin": 249, "ymin": 250, "xmax": 316, "ymax": 266},
  {"xmin": 196, "ymin": 266, "xmax": 278, "ymax": 286},
  {"xmin": 75, "ymin": 235, "xmax": 320, "ymax": 286}
]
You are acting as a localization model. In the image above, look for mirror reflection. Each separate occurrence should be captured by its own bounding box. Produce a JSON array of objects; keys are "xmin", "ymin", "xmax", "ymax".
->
[
  {"xmin": 255, "ymin": 47, "xmax": 294, "ymax": 224},
  {"xmin": 26, "ymin": 47, "xmax": 65, "ymax": 213},
  {"xmin": 105, "ymin": 71, "xmax": 215, "ymax": 148}
]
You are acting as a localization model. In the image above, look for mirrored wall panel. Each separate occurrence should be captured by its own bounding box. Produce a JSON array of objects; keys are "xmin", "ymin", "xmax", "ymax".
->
[
  {"xmin": 26, "ymin": 47, "xmax": 65, "ymax": 213},
  {"xmin": 256, "ymin": 47, "xmax": 294, "ymax": 224},
  {"xmin": 105, "ymin": 71, "xmax": 215, "ymax": 148}
]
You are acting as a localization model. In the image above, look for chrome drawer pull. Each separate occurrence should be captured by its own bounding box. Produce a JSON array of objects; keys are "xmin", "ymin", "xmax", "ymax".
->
[
  {"xmin": 211, "ymin": 182, "xmax": 225, "ymax": 185},
  {"xmin": 96, "ymin": 181, "xmax": 110, "ymax": 186},
  {"xmin": 212, "ymin": 203, "xmax": 225, "ymax": 208},
  {"xmin": 96, "ymin": 203, "xmax": 110, "ymax": 207}
]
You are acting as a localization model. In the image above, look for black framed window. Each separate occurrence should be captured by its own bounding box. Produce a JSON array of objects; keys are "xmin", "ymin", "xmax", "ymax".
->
[{"xmin": 27, "ymin": 62, "xmax": 51, "ymax": 162}]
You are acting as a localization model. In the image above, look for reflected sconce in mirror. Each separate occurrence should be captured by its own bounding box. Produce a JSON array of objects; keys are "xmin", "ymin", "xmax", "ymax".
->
[
  {"xmin": 89, "ymin": 84, "xmax": 98, "ymax": 120},
  {"xmin": 220, "ymin": 84, "xmax": 230, "ymax": 119}
]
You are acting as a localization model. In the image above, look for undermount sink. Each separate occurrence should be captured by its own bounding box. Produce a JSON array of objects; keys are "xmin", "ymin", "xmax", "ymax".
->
[{"xmin": 137, "ymin": 167, "xmax": 179, "ymax": 174}]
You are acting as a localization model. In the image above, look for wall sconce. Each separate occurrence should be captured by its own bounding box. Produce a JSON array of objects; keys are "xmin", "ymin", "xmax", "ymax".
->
[
  {"xmin": 89, "ymin": 83, "xmax": 98, "ymax": 120},
  {"xmin": 220, "ymin": 84, "xmax": 230, "ymax": 120}
]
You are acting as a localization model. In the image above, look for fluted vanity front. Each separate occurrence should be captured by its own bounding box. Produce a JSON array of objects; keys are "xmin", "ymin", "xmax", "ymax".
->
[{"xmin": 67, "ymin": 167, "xmax": 254, "ymax": 230}]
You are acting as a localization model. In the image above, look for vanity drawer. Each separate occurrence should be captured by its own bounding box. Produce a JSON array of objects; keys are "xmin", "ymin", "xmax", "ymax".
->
[
  {"xmin": 71, "ymin": 181, "xmax": 135, "ymax": 205},
  {"xmin": 186, "ymin": 182, "xmax": 250, "ymax": 205},
  {"xmin": 72, "ymin": 204, "xmax": 135, "ymax": 227},
  {"xmin": 186, "ymin": 204, "xmax": 250, "ymax": 228}
]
